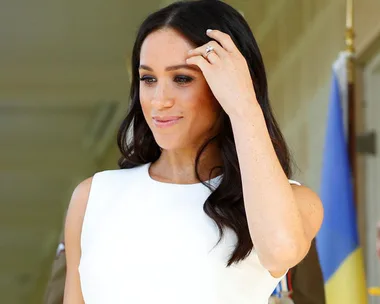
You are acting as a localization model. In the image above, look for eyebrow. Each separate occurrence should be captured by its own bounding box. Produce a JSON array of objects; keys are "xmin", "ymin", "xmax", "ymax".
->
[{"xmin": 139, "ymin": 64, "xmax": 199, "ymax": 72}]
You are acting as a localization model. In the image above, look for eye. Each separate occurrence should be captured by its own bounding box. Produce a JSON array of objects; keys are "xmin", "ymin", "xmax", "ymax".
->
[
  {"xmin": 139, "ymin": 76, "xmax": 156, "ymax": 85},
  {"xmin": 174, "ymin": 75, "xmax": 193, "ymax": 85}
]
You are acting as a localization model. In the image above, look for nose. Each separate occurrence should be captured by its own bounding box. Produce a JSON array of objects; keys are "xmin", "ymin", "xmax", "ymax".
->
[{"xmin": 151, "ymin": 82, "xmax": 174, "ymax": 110}]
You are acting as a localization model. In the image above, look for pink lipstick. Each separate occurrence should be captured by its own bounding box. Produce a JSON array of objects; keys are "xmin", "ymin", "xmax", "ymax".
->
[{"xmin": 152, "ymin": 116, "xmax": 183, "ymax": 128}]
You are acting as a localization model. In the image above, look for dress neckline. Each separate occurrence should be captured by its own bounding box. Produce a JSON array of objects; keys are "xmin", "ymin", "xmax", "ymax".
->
[{"xmin": 144, "ymin": 162, "xmax": 222, "ymax": 188}]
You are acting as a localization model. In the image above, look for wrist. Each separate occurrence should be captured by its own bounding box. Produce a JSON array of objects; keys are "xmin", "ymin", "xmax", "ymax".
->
[{"xmin": 229, "ymin": 99, "xmax": 264, "ymax": 126}]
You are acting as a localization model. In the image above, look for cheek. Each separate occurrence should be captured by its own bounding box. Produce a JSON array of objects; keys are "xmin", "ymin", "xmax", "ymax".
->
[
  {"xmin": 189, "ymin": 88, "xmax": 220, "ymax": 123},
  {"xmin": 179, "ymin": 85, "xmax": 220, "ymax": 130},
  {"xmin": 139, "ymin": 101, "xmax": 153, "ymax": 130},
  {"xmin": 188, "ymin": 97, "xmax": 221, "ymax": 132},
  {"xmin": 139, "ymin": 89, "xmax": 151, "ymax": 114},
  {"xmin": 139, "ymin": 87, "xmax": 147, "ymax": 104}
]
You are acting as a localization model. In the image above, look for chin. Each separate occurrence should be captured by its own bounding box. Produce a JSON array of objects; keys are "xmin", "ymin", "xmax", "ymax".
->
[{"xmin": 152, "ymin": 133, "xmax": 186, "ymax": 151}]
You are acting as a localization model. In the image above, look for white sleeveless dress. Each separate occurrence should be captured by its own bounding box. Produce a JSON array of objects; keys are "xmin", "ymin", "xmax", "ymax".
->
[{"xmin": 79, "ymin": 163, "xmax": 300, "ymax": 304}]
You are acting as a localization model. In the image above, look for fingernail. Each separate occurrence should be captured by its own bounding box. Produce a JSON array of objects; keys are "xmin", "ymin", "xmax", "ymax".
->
[
  {"xmin": 206, "ymin": 29, "xmax": 213, "ymax": 34},
  {"xmin": 188, "ymin": 49, "xmax": 192, "ymax": 54}
]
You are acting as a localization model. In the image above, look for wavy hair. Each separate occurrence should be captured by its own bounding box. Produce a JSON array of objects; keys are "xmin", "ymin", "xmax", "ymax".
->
[{"xmin": 117, "ymin": 0, "xmax": 292, "ymax": 266}]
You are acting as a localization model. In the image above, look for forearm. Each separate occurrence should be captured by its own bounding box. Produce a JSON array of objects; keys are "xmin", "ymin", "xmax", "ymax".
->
[{"xmin": 230, "ymin": 103, "xmax": 308, "ymax": 271}]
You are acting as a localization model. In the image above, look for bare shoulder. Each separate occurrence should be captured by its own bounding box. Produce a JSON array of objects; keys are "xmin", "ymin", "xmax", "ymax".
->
[
  {"xmin": 63, "ymin": 177, "xmax": 94, "ymax": 304},
  {"xmin": 291, "ymin": 184, "xmax": 323, "ymax": 217},
  {"xmin": 292, "ymin": 184, "xmax": 324, "ymax": 240},
  {"xmin": 68, "ymin": 177, "xmax": 94, "ymax": 216},
  {"xmin": 65, "ymin": 177, "xmax": 93, "ymax": 237},
  {"xmin": 291, "ymin": 184, "xmax": 322, "ymax": 206}
]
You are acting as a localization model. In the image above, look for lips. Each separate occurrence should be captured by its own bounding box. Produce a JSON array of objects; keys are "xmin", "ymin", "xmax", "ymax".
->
[{"xmin": 152, "ymin": 116, "xmax": 183, "ymax": 128}]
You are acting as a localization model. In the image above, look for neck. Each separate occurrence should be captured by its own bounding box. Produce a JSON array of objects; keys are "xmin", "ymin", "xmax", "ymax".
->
[{"xmin": 149, "ymin": 142, "xmax": 222, "ymax": 184}]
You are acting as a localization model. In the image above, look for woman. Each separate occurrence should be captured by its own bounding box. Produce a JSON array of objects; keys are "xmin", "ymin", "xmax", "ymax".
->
[{"xmin": 64, "ymin": 1, "xmax": 323, "ymax": 303}]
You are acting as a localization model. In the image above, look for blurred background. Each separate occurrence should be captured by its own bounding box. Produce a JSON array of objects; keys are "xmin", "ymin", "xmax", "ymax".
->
[{"xmin": 1, "ymin": 0, "xmax": 380, "ymax": 303}]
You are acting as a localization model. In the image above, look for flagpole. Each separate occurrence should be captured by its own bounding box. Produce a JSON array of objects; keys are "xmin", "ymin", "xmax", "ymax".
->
[{"xmin": 345, "ymin": 0, "xmax": 357, "ymax": 204}]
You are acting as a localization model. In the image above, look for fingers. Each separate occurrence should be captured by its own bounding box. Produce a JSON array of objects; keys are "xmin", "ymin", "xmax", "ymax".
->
[
  {"xmin": 188, "ymin": 40, "xmax": 226, "ymax": 61},
  {"xmin": 187, "ymin": 30, "xmax": 239, "ymax": 65},
  {"xmin": 186, "ymin": 30, "xmax": 240, "ymax": 75},
  {"xmin": 203, "ymin": 50, "xmax": 219, "ymax": 64},
  {"xmin": 206, "ymin": 29, "xmax": 238, "ymax": 53},
  {"xmin": 186, "ymin": 55, "xmax": 212, "ymax": 74}
]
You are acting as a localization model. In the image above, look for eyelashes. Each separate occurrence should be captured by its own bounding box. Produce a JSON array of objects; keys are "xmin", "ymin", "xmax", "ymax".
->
[
  {"xmin": 139, "ymin": 75, "xmax": 194, "ymax": 85},
  {"xmin": 139, "ymin": 76, "xmax": 156, "ymax": 84},
  {"xmin": 174, "ymin": 75, "xmax": 194, "ymax": 84}
]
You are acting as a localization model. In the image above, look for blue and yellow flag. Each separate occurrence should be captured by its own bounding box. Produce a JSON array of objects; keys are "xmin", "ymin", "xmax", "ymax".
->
[{"xmin": 316, "ymin": 52, "xmax": 367, "ymax": 304}]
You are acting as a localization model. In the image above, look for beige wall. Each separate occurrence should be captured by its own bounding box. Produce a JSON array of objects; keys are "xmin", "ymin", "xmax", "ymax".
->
[
  {"xmin": 259, "ymin": 0, "xmax": 380, "ymax": 190},
  {"xmin": 98, "ymin": 140, "xmax": 121, "ymax": 170}
]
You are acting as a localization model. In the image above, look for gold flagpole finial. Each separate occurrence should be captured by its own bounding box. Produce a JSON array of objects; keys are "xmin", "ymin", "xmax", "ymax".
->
[{"xmin": 345, "ymin": 0, "xmax": 355, "ymax": 54}]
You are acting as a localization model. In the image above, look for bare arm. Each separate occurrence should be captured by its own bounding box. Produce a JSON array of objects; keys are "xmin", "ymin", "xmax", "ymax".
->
[
  {"xmin": 63, "ymin": 177, "xmax": 93, "ymax": 304},
  {"xmin": 230, "ymin": 105, "xmax": 323, "ymax": 276},
  {"xmin": 185, "ymin": 29, "xmax": 323, "ymax": 276}
]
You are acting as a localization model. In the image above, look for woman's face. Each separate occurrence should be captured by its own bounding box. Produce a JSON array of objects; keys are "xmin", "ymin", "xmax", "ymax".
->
[{"xmin": 139, "ymin": 28, "xmax": 221, "ymax": 151}]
